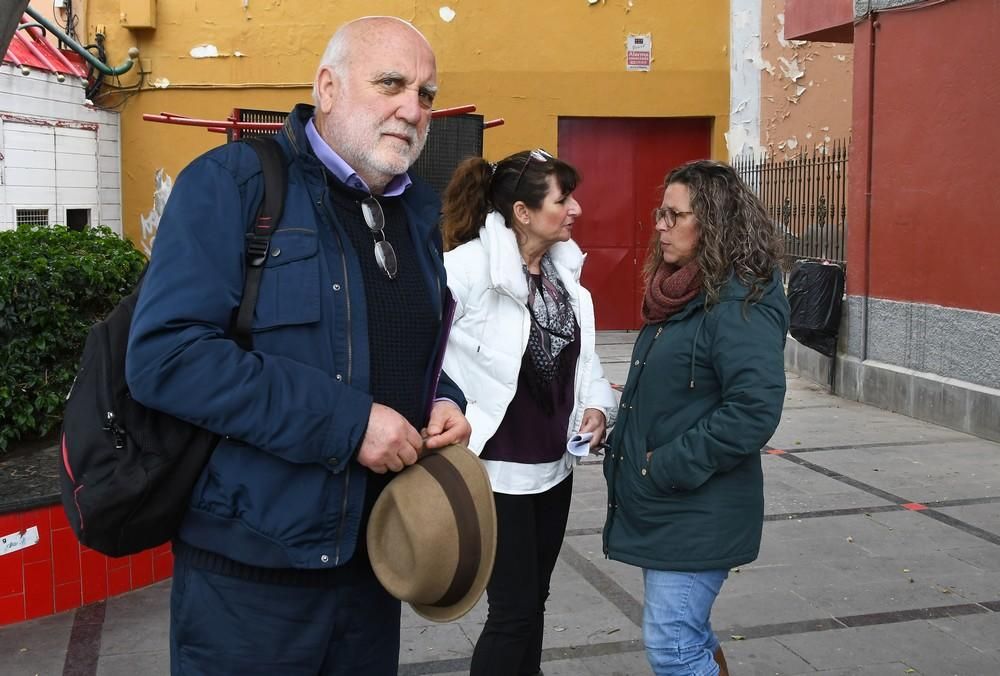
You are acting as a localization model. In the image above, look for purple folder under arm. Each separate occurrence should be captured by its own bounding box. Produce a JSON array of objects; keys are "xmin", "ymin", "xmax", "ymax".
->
[{"xmin": 423, "ymin": 287, "xmax": 458, "ymax": 424}]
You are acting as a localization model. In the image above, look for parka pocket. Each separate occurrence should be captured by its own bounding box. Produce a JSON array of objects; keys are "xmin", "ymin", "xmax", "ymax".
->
[{"xmin": 252, "ymin": 229, "xmax": 321, "ymax": 331}]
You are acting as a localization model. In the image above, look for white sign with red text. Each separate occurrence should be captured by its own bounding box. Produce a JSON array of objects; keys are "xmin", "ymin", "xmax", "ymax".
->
[{"xmin": 627, "ymin": 34, "xmax": 652, "ymax": 72}]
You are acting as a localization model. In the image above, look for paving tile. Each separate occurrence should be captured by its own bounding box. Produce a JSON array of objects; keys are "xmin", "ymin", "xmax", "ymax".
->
[
  {"xmin": 858, "ymin": 510, "xmax": 999, "ymax": 553},
  {"xmin": 928, "ymin": 612, "xmax": 1000, "ymax": 653},
  {"xmin": 101, "ymin": 580, "xmax": 170, "ymax": 656},
  {"xmin": 563, "ymin": 532, "xmax": 645, "ymax": 617},
  {"xmin": 398, "ymin": 621, "xmax": 473, "ymax": 665},
  {"xmin": 577, "ymin": 651, "xmax": 654, "ymax": 675},
  {"xmin": 945, "ymin": 544, "xmax": 1000, "ymax": 573},
  {"xmin": 715, "ymin": 586, "xmax": 835, "ymax": 629},
  {"xmin": 565, "ymin": 482, "xmax": 610, "ymax": 532},
  {"xmin": 775, "ymin": 620, "xmax": 989, "ymax": 671},
  {"xmin": 763, "ymin": 455, "xmax": 895, "ymax": 514},
  {"xmin": 97, "ymin": 650, "xmax": 170, "ymax": 676},
  {"xmin": 543, "ymin": 604, "xmax": 642, "ymax": 649},
  {"xmin": 803, "ymin": 442, "xmax": 1000, "ymax": 503},
  {"xmin": 769, "ymin": 405, "xmax": 964, "ymax": 449},
  {"xmin": 722, "ymin": 636, "xmax": 818, "ymax": 675},
  {"xmin": 0, "ymin": 611, "xmax": 73, "ymax": 676},
  {"xmin": 795, "ymin": 665, "xmax": 920, "ymax": 676},
  {"xmin": 793, "ymin": 577, "xmax": 985, "ymax": 617},
  {"xmin": 904, "ymin": 646, "xmax": 1000, "ymax": 676},
  {"xmin": 935, "ymin": 503, "xmax": 1000, "ymax": 536},
  {"xmin": 924, "ymin": 570, "xmax": 1000, "ymax": 604}
]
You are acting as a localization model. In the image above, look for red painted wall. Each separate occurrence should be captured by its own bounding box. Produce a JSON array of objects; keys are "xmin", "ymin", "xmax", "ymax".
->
[
  {"xmin": 784, "ymin": 0, "xmax": 854, "ymax": 42},
  {"xmin": 848, "ymin": 0, "xmax": 1000, "ymax": 314},
  {"xmin": 0, "ymin": 504, "xmax": 173, "ymax": 626}
]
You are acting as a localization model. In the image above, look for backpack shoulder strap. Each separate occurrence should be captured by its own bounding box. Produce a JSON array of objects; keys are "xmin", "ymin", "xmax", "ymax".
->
[{"xmin": 232, "ymin": 136, "xmax": 288, "ymax": 350}]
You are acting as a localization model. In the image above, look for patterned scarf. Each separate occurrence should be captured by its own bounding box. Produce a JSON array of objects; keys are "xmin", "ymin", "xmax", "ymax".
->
[
  {"xmin": 641, "ymin": 260, "xmax": 703, "ymax": 324},
  {"xmin": 524, "ymin": 254, "xmax": 576, "ymax": 383}
]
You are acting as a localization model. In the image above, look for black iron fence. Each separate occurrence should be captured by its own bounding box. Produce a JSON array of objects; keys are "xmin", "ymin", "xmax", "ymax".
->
[{"xmin": 733, "ymin": 140, "xmax": 849, "ymax": 267}]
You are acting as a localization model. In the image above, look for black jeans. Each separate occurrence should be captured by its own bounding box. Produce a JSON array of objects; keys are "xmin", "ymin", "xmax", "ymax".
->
[{"xmin": 470, "ymin": 472, "xmax": 574, "ymax": 676}]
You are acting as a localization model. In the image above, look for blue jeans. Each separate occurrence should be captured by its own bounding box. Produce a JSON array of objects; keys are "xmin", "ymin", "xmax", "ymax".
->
[{"xmin": 642, "ymin": 569, "xmax": 729, "ymax": 676}]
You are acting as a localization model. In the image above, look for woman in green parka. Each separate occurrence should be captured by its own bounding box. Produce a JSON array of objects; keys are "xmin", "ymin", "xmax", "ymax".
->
[{"xmin": 603, "ymin": 160, "xmax": 789, "ymax": 676}]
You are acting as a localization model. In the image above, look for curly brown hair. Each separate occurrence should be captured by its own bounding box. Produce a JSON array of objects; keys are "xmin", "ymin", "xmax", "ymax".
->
[
  {"xmin": 441, "ymin": 151, "xmax": 580, "ymax": 250},
  {"xmin": 643, "ymin": 159, "xmax": 782, "ymax": 307}
]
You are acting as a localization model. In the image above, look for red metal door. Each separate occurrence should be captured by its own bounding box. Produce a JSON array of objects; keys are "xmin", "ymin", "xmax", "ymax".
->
[{"xmin": 558, "ymin": 117, "xmax": 712, "ymax": 329}]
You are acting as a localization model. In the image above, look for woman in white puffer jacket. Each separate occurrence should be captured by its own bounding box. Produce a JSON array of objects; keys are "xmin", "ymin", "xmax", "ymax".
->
[{"xmin": 440, "ymin": 149, "xmax": 618, "ymax": 676}]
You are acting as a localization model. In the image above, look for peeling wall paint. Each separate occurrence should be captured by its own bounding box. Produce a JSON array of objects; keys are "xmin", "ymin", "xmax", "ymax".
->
[
  {"xmin": 138, "ymin": 169, "xmax": 173, "ymax": 257},
  {"xmin": 728, "ymin": 0, "xmax": 763, "ymax": 159},
  {"xmin": 760, "ymin": 0, "xmax": 853, "ymax": 159},
  {"xmin": 189, "ymin": 44, "xmax": 221, "ymax": 59}
]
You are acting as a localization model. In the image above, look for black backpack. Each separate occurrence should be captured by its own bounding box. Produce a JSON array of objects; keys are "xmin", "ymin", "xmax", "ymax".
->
[{"xmin": 59, "ymin": 137, "xmax": 287, "ymax": 557}]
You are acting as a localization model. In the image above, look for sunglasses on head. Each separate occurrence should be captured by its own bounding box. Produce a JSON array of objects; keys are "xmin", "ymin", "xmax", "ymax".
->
[
  {"xmin": 513, "ymin": 148, "xmax": 555, "ymax": 192},
  {"xmin": 360, "ymin": 197, "xmax": 397, "ymax": 280}
]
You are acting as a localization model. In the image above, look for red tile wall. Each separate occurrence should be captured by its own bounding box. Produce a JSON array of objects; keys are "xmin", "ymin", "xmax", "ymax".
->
[{"xmin": 0, "ymin": 504, "xmax": 173, "ymax": 626}]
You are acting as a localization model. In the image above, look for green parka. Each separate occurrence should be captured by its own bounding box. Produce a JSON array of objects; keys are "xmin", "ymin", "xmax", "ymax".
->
[{"xmin": 603, "ymin": 269, "xmax": 789, "ymax": 571}]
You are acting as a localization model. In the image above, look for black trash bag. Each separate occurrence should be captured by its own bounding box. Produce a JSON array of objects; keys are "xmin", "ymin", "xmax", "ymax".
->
[{"xmin": 786, "ymin": 261, "xmax": 845, "ymax": 358}]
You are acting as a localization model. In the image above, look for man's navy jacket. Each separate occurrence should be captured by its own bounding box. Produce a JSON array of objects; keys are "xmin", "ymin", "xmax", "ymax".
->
[{"xmin": 126, "ymin": 104, "xmax": 466, "ymax": 570}]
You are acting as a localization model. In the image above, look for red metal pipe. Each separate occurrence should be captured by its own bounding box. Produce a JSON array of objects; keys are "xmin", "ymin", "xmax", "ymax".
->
[
  {"xmin": 6, "ymin": 43, "xmax": 26, "ymax": 71},
  {"xmin": 50, "ymin": 47, "xmax": 88, "ymax": 79},
  {"xmin": 429, "ymin": 104, "xmax": 476, "ymax": 117},
  {"xmin": 142, "ymin": 114, "xmax": 283, "ymax": 130},
  {"xmin": 483, "ymin": 118, "xmax": 505, "ymax": 129},
  {"xmin": 21, "ymin": 15, "xmax": 87, "ymax": 79},
  {"xmin": 14, "ymin": 29, "xmax": 63, "ymax": 80},
  {"xmin": 145, "ymin": 104, "xmax": 482, "ymax": 131}
]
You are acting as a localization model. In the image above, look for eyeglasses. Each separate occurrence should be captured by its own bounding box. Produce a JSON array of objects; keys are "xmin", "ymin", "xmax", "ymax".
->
[
  {"xmin": 652, "ymin": 207, "xmax": 695, "ymax": 230},
  {"xmin": 513, "ymin": 148, "xmax": 555, "ymax": 192},
  {"xmin": 360, "ymin": 197, "xmax": 398, "ymax": 280}
]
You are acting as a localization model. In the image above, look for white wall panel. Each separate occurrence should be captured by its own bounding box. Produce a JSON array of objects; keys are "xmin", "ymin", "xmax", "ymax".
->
[
  {"xmin": 1, "ymin": 69, "xmax": 121, "ymax": 235},
  {"xmin": 7, "ymin": 167, "xmax": 57, "ymax": 187}
]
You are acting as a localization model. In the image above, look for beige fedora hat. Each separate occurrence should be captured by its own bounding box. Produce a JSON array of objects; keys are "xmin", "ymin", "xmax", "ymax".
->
[{"xmin": 367, "ymin": 444, "xmax": 497, "ymax": 622}]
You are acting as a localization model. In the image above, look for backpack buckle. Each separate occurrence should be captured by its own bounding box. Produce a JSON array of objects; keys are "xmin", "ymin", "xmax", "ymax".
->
[{"xmin": 246, "ymin": 232, "xmax": 270, "ymax": 267}]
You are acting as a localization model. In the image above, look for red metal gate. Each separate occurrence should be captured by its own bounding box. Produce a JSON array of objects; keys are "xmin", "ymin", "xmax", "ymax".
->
[{"xmin": 558, "ymin": 117, "xmax": 712, "ymax": 329}]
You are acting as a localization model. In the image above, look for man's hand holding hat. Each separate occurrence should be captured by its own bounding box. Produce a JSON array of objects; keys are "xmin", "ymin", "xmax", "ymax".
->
[{"xmin": 422, "ymin": 399, "xmax": 472, "ymax": 450}]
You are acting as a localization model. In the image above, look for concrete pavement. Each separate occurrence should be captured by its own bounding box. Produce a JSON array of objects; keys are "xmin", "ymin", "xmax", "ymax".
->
[{"xmin": 3, "ymin": 331, "xmax": 1000, "ymax": 675}]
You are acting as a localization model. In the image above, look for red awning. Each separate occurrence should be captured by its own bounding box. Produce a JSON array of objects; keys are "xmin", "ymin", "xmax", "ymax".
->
[{"xmin": 4, "ymin": 18, "xmax": 88, "ymax": 79}]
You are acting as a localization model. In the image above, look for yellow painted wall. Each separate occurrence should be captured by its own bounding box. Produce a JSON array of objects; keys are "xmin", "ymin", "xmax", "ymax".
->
[{"xmin": 83, "ymin": 0, "xmax": 729, "ymax": 243}]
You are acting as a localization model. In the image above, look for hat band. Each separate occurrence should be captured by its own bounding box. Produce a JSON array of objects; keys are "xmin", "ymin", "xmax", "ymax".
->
[{"xmin": 420, "ymin": 453, "xmax": 482, "ymax": 608}]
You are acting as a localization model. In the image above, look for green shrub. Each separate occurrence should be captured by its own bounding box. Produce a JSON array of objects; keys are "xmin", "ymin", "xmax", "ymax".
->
[{"xmin": 0, "ymin": 224, "xmax": 145, "ymax": 455}]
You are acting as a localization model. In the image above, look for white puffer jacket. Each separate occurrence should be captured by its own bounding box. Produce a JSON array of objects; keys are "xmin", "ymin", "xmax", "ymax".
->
[{"xmin": 443, "ymin": 212, "xmax": 618, "ymax": 494}]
